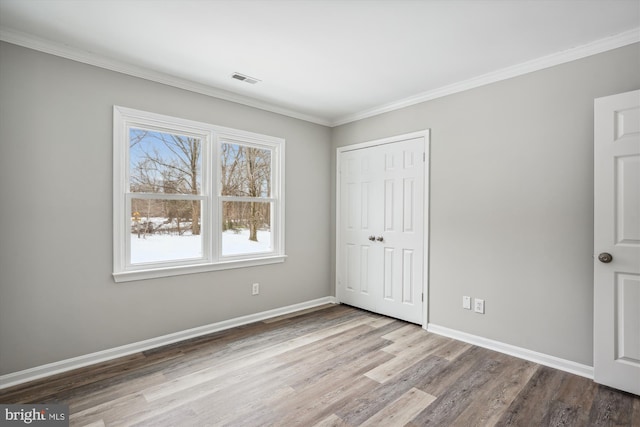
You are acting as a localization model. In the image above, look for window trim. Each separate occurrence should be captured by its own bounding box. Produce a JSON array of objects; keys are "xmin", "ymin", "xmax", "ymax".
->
[{"xmin": 113, "ymin": 106, "xmax": 285, "ymax": 283}]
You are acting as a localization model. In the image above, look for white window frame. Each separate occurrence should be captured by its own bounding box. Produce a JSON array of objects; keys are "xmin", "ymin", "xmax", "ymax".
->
[{"xmin": 113, "ymin": 106, "xmax": 285, "ymax": 282}]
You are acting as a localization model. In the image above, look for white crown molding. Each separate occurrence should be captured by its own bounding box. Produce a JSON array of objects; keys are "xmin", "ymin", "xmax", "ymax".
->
[
  {"xmin": 0, "ymin": 297, "xmax": 337, "ymax": 390},
  {"xmin": 331, "ymin": 27, "xmax": 640, "ymax": 127},
  {"xmin": 1, "ymin": 26, "xmax": 638, "ymax": 128},
  {"xmin": 0, "ymin": 27, "xmax": 332, "ymax": 127},
  {"xmin": 427, "ymin": 323, "xmax": 594, "ymax": 379}
]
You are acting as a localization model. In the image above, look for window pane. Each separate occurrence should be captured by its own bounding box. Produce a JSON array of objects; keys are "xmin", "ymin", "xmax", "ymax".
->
[
  {"xmin": 222, "ymin": 201, "xmax": 271, "ymax": 256},
  {"xmin": 129, "ymin": 128, "xmax": 201, "ymax": 195},
  {"xmin": 130, "ymin": 198, "xmax": 202, "ymax": 264},
  {"xmin": 220, "ymin": 143, "xmax": 271, "ymax": 197}
]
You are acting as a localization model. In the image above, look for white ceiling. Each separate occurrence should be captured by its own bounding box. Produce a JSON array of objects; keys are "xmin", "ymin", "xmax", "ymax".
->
[{"xmin": 1, "ymin": 0, "xmax": 639, "ymax": 126}]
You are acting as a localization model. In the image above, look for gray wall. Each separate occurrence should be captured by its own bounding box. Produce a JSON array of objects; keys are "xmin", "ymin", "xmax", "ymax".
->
[
  {"xmin": 0, "ymin": 42, "xmax": 332, "ymax": 375},
  {"xmin": 332, "ymin": 43, "xmax": 640, "ymax": 366},
  {"xmin": 2, "ymin": 39, "xmax": 638, "ymax": 377}
]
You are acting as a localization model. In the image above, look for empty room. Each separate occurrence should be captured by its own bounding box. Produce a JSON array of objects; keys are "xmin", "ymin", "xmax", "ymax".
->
[{"xmin": 0, "ymin": 0, "xmax": 639, "ymax": 426}]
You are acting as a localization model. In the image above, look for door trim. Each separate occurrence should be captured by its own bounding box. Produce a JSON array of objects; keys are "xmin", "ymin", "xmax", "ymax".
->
[{"xmin": 336, "ymin": 130, "xmax": 430, "ymax": 328}]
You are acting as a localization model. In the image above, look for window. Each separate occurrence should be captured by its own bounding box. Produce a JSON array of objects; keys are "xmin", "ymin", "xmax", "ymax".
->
[{"xmin": 113, "ymin": 106, "xmax": 285, "ymax": 282}]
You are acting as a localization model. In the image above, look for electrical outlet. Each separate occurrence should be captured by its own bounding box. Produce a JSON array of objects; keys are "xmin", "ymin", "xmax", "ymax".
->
[
  {"xmin": 463, "ymin": 296, "xmax": 472, "ymax": 310},
  {"xmin": 474, "ymin": 298, "xmax": 485, "ymax": 314},
  {"xmin": 252, "ymin": 283, "xmax": 260, "ymax": 295}
]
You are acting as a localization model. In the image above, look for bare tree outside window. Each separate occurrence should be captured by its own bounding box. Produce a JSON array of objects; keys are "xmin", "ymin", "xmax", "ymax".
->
[
  {"xmin": 221, "ymin": 143, "xmax": 271, "ymax": 243},
  {"xmin": 126, "ymin": 128, "xmax": 204, "ymax": 264},
  {"xmin": 129, "ymin": 129, "xmax": 202, "ymax": 237}
]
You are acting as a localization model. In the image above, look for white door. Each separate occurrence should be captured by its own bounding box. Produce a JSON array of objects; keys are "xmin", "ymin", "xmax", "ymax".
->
[
  {"xmin": 594, "ymin": 89, "xmax": 640, "ymax": 395},
  {"xmin": 337, "ymin": 132, "xmax": 427, "ymax": 324}
]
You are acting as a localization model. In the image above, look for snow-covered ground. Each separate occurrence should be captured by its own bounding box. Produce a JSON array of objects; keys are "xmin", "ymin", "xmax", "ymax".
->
[
  {"xmin": 221, "ymin": 229, "xmax": 271, "ymax": 256},
  {"xmin": 130, "ymin": 229, "xmax": 271, "ymax": 264}
]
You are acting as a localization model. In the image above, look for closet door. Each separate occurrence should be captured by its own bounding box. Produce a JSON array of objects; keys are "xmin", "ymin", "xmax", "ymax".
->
[{"xmin": 337, "ymin": 134, "xmax": 426, "ymax": 324}]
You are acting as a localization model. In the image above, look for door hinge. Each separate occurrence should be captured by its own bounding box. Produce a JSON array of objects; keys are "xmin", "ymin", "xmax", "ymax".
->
[
  {"xmin": 423, "ymin": 152, "xmax": 426, "ymax": 162},
  {"xmin": 421, "ymin": 293, "xmax": 424, "ymax": 302}
]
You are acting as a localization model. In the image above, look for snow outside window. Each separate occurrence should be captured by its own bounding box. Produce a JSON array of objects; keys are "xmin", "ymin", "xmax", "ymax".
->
[{"xmin": 113, "ymin": 106, "xmax": 285, "ymax": 282}]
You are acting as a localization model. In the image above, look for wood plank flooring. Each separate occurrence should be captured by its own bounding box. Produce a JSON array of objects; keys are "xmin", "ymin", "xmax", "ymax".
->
[{"xmin": 1, "ymin": 304, "xmax": 638, "ymax": 426}]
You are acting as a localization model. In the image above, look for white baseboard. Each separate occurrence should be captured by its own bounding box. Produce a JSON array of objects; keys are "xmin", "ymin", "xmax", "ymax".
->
[
  {"xmin": 426, "ymin": 323, "xmax": 593, "ymax": 379},
  {"xmin": 0, "ymin": 296, "xmax": 337, "ymax": 390}
]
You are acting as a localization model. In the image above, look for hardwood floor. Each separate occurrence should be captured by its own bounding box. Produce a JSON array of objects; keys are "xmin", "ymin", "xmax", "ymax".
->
[{"xmin": 1, "ymin": 304, "xmax": 638, "ymax": 426}]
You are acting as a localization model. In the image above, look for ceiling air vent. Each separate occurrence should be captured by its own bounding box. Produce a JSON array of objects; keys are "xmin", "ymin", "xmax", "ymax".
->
[{"xmin": 231, "ymin": 72, "xmax": 261, "ymax": 85}]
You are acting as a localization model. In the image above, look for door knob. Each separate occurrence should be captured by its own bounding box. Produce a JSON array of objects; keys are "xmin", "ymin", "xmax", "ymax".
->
[
  {"xmin": 376, "ymin": 236, "xmax": 384, "ymax": 242},
  {"xmin": 598, "ymin": 252, "xmax": 613, "ymax": 263},
  {"xmin": 368, "ymin": 236, "xmax": 376, "ymax": 241}
]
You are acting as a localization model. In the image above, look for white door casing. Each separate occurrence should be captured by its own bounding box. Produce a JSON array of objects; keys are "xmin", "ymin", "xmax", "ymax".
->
[
  {"xmin": 594, "ymin": 90, "xmax": 640, "ymax": 395},
  {"xmin": 337, "ymin": 131, "xmax": 429, "ymax": 325}
]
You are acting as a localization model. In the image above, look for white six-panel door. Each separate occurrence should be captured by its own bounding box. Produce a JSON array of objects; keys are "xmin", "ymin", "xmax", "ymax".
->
[
  {"xmin": 337, "ymin": 132, "xmax": 427, "ymax": 325},
  {"xmin": 594, "ymin": 90, "xmax": 640, "ymax": 395}
]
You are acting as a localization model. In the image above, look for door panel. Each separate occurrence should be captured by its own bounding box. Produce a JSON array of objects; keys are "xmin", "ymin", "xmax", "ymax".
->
[
  {"xmin": 402, "ymin": 249, "xmax": 415, "ymax": 303},
  {"xmin": 594, "ymin": 90, "xmax": 640, "ymax": 395},
  {"xmin": 616, "ymin": 155, "xmax": 640, "ymax": 245},
  {"xmin": 403, "ymin": 178, "xmax": 415, "ymax": 232},
  {"xmin": 384, "ymin": 179, "xmax": 395, "ymax": 231},
  {"xmin": 615, "ymin": 274, "xmax": 640, "ymax": 363},
  {"xmin": 338, "ymin": 134, "xmax": 426, "ymax": 324}
]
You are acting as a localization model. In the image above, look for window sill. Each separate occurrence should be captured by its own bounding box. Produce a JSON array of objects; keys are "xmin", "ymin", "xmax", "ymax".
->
[{"xmin": 113, "ymin": 255, "xmax": 287, "ymax": 283}]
